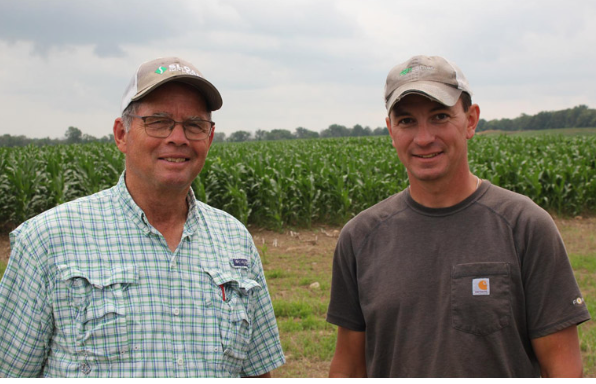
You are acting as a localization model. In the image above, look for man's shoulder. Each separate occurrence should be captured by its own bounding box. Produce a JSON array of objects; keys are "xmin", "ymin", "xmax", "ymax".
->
[
  {"xmin": 478, "ymin": 182, "xmax": 556, "ymax": 230},
  {"xmin": 194, "ymin": 199, "xmax": 251, "ymax": 236},
  {"xmin": 340, "ymin": 191, "xmax": 407, "ymax": 240},
  {"xmin": 11, "ymin": 187, "xmax": 116, "ymax": 242}
]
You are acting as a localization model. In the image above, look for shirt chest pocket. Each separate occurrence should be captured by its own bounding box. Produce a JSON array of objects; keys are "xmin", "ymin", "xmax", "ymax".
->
[
  {"xmin": 59, "ymin": 265, "xmax": 138, "ymax": 360},
  {"xmin": 451, "ymin": 262, "xmax": 511, "ymax": 336},
  {"xmin": 205, "ymin": 268, "xmax": 261, "ymax": 375}
]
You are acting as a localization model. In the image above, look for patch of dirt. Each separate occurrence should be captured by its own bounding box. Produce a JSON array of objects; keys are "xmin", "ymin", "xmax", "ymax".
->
[
  {"xmin": 553, "ymin": 215, "xmax": 596, "ymax": 256},
  {"xmin": 271, "ymin": 358, "xmax": 329, "ymax": 378},
  {"xmin": 0, "ymin": 234, "xmax": 9, "ymax": 264},
  {"xmin": 248, "ymin": 225, "xmax": 340, "ymax": 258}
]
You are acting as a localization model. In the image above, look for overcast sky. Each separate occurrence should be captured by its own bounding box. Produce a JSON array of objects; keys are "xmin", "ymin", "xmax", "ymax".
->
[{"xmin": 1, "ymin": 0, "xmax": 595, "ymax": 139}]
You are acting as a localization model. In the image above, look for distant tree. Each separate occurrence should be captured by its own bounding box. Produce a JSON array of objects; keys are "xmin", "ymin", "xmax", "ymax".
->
[
  {"xmin": 351, "ymin": 124, "xmax": 372, "ymax": 137},
  {"xmin": 65, "ymin": 126, "xmax": 82, "ymax": 144},
  {"xmin": 213, "ymin": 132, "xmax": 226, "ymax": 142},
  {"xmin": 82, "ymin": 133, "xmax": 98, "ymax": 143},
  {"xmin": 99, "ymin": 134, "xmax": 114, "ymax": 143},
  {"xmin": 320, "ymin": 124, "xmax": 350, "ymax": 138},
  {"xmin": 373, "ymin": 127, "xmax": 388, "ymax": 136},
  {"xmin": 254, "ymin": 129, "xmax": 268, "ymax": 141},
  {"xmin": 294, "ymin": 127, "xmax": 319, "ymax": 139},
  {"xmin": 227, "ymin": 130, "xmax": 252, "ymax": 142},
  {"xmin": 266, "ymin": 129, "xmax": 294, "ymax": 141}
]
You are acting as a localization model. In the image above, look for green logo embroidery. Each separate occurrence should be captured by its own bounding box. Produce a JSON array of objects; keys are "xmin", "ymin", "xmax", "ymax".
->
[
  {"xmin": 400, "ymin": 68, "xmax": 412, "ymax": 76},
  {"xmin": 155, "ymin": 66, "xmax": 168, "ymax": 75}
]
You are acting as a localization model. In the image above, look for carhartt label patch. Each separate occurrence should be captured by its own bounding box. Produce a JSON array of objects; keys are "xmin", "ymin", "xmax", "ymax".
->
[
  {"xmin": 473, "ymin": 278, "xmax": 490, "ymax": 295},
  {"xmin": 232, "ymin": 258, "xmax": 249, "ymax": 268}
]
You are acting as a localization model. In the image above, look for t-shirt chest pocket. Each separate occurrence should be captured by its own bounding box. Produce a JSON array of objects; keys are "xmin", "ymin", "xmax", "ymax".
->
[
  {"xmin": 58, "ymin": 264, "xmax": 138, "ymax": 360},
  {"xmin": 451, "ymin": 262, "xmax": 512, "ymax": 336}
]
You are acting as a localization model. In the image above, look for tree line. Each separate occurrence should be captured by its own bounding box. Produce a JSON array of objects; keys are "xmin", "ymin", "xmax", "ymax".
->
[
  {"xmin": 215, "ymin": 124, "xmax": 388, "ymax": 143},
  {"xmin": 2, "ymin": 104, "xmax": 595, "ymax": 147},
  {"xmin": 0, "ymin": 127, "xmax": 113, "ymax": 147},
  {"xmin": 476, "ymin": 104, "xmax": 596, "ymax": 132}
]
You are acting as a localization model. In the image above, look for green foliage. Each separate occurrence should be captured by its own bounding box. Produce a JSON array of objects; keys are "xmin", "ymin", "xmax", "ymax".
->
[
  {"xmin": 1, "ymin": 135, "xmax": 595, "ymax": 227},
  {"xmin": 0, "ymin": 143, "xmax": 124, "ymax": 225},
  {"xmin": 265, "ymin": 269, "xmax": 288, "ymax": 279},
  {"xmin": 0, "ymin": 261, "xmax": 6, "ymax": 280}
]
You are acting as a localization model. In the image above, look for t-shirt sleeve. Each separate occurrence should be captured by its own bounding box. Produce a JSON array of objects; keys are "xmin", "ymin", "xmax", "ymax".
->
[
  {"xmin": 240, "ymin": 239, "xmax": 285, "ymax": 377},
  {"xmin": 0, "ymin": 227, "xmax": 53, "ymax": 377},
  {"xmin": 517, "ymin": 208, "xmax": 591, "ymax": 339},
  {"xmin": 326, "ymin": 224, "xmax": 366, "ymax": 331}
]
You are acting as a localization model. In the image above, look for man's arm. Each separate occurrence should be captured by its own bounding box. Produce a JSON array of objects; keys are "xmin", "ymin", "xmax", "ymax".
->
[
  {"xmin": 329, "ymin": 326, "xmax": 367, "ymax": 378},
  {"xmin": 0, "ymin": 231, "xmax": 52, "ymax": 377},
  {"xmin": 531, "ymin": 325, "xmax": 583, "ymax": 378}
]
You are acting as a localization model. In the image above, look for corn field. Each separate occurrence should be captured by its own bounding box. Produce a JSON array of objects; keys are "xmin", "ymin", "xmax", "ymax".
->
[{"xmin": 0, "ymin": 135, "xmax": 595, "ymax": 229}]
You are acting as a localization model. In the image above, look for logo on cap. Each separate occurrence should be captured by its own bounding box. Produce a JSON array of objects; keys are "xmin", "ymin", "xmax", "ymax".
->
[
  {"xmin": 155, "ymin": 66, "xmax": 168, "ymax": 75},
  {"xmin": 473, "ymin": 278, "xmax": 490, "ymax": 295},
  {"xmin": 400, "ymin": 68, "xmax": 412, "ymax": 76}
]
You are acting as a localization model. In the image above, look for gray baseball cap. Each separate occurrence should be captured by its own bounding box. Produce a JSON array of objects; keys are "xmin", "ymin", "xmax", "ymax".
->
[
  {"xmin": 120, "ymin": 56, "xmax": 223, "ymax": 114},
  {"xmin": 384, "ymin": 55, "xmax": 472, "ymax": 114}
]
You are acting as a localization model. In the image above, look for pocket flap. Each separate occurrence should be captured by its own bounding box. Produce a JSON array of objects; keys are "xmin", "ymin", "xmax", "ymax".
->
[
  {"xmin": 452, "ymin": 262, "xmax": 509, "ymax": 279},
  {"xmin": 204, "ymin": 268, "xmax": 261, "ymax": 294},
  {"xmin": 58, "ymin": 264, "xmax": 138, "ymax": 287}
]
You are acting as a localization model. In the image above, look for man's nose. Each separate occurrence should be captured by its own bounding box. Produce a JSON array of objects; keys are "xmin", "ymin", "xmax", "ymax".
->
[
  {"xmin": 413, "ymin": 122, "xmax": 434, "ymax": 146},
  {"xmin": 167, "ymin": 122, "xmax": 189, "ymax": 144}
]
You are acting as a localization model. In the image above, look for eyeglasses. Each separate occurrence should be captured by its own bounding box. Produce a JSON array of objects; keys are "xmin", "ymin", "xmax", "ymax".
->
[{"xmin": 129, "ymin": 114, "xmax": 214, "ymax": 141}]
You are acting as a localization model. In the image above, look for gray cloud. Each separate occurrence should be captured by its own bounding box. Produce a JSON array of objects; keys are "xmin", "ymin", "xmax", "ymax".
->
[{"xmin": 0, "ymin": 0, "xmax": 595, "ymax": 139}]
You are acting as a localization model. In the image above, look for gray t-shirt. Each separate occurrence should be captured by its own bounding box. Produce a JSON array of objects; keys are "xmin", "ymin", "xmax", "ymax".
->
[{"xmin": 327, "ymin": 181, "xmax": 590, "ymax": 377}]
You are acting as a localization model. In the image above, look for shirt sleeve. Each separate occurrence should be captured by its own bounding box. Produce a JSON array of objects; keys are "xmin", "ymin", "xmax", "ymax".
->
[
  {"xmin": 240, "ymin": 240, "xmax": 285, "ymax": 377},
  {"xmin": 326, "ymin": 224, "xmax": 366, "ymax": 331},
  {"xmin": 517, "ymin": 207, "xmax": 591, "ymax": 339},
  {"xmin": 0, "ymin": 228, "xmax": 54, "ymax": 377}
]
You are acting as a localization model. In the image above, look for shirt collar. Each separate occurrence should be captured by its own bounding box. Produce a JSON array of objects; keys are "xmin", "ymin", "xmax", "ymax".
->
[{"xmin": 115, "ymin": 171, "xmax": 201, "ymax": 237}]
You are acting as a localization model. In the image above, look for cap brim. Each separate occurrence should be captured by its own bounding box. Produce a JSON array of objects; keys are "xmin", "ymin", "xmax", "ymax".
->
[
  {"xmin": 386, "ymin": 81, "xmax": 462, "ymax": 114},
  {"xmin": 132, "ymin": 75, "xmax": 223, "ymax": 111}
]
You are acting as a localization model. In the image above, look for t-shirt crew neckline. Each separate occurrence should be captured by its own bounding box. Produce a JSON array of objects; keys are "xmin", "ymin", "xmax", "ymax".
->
[{"xmin": 405, "ymin": 179, "xmax": 491, "ymax": 217}]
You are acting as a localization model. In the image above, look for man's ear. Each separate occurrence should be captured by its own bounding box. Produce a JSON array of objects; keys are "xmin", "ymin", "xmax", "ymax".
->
[
  {"xmin": 113, "ymin": 118, "xmax": 127, "ymax": 154},
  {"xmin": 466, "ymin": 104, "xmax": 480, "ymax": 140},
  {"xmin": 208, "ymin": 124, "xmax": 215, "ymax": 147}
]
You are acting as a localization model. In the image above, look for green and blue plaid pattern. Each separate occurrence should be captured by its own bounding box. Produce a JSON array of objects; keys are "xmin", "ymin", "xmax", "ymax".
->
[{"xmin": 0, "ymin": 173, "xmax": 285, "ymax": 377}]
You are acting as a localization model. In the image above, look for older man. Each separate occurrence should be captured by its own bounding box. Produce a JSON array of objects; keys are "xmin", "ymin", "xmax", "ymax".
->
[
  {"xmin": 0, "ymin": 57, "xmax": 285, "ymax": 377},
  {"xmin": 327, "ymin": 55, "xmax": 590, "ymax": 377}
]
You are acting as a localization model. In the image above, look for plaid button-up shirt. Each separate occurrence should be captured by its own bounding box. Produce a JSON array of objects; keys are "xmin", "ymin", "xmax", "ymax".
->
[{"xmin": 0, "ymin": 173, "xmax": 285, "ymax": 377}]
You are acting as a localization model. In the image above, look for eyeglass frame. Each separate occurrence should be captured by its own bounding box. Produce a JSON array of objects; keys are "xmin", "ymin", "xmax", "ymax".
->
[{"xmin": 127, "ymin": 114, "xmax": 215, "ymax": 141}]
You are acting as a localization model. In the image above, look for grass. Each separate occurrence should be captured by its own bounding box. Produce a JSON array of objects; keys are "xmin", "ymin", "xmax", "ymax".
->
[
  {"xmin": 0, "ymin": 261, "xmax": 6, "ymax": 278},
  {"xmin": 569, "ymin": 252, "xmax": 596, "ymax": 377}
]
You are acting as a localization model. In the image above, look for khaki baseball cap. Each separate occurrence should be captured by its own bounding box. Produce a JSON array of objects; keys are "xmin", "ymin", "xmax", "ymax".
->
[
  {"xmin": 384, "ymin": 55, "xmax": 472, "ymax": 114},
  {"xmin": 120, "ymin": 56, "xmax": 223, "ymax": 114}
]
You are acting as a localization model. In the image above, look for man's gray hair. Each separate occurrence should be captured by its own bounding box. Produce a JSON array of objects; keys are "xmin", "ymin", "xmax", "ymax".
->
[{"xmin": 121, "ymin": 101, "xmax": 140, "ymax": 132}]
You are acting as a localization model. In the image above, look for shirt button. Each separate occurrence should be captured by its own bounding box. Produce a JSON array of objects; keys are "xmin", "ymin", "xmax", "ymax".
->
[
  {"xmin": 214, "ymin": 347, "xmax": 218, "ymax": 352},
  {"xmin": 80, "ymin": 363, "xmax": 91, "ymax": 375},
  {"xmin": 177, "ymin": 357, "xmax": 184, "ymax": 366},
  {"xmin": 173, "ymin": 308, "xmax": 180, "ymax": 316}
]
